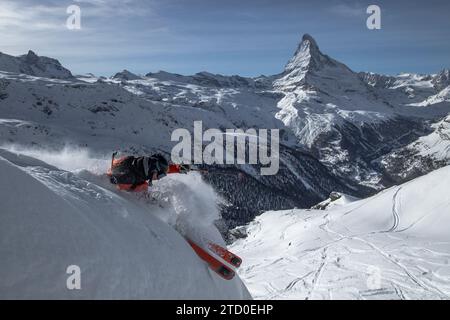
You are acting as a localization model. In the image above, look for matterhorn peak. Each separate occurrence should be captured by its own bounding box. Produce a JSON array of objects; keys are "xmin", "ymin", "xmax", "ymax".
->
[
  {"xmin": 284, "ymin": 34, "xmax": 330, "ymax": 73},
  {"xmin": 274, "ymin": 33, "xmax": 353, "ymax": 90},
  {"xmin": 299, "ymin": 34, "xmax": 320, "ymax": 54}
]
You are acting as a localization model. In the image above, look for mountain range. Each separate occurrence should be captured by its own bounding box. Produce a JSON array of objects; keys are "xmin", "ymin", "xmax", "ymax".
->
[{"xmin": 1, "ymin": 34, "xmax": 449, "ymax": 231}]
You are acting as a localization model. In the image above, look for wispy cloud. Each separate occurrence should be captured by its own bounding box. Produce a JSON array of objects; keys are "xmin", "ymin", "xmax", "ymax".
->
[
  {"xmin": 1, "ymin": 0, "xmax": 448, "ymax": 77},
  {"xmin": 0, "ymin": 1, "xmax": 65, "ymax": 31},
  {"xmin": 0, "ymin": 0, "xmax": 155, "ymax": 31},
  {"xmin": 73, "ymin": 0, "xmax": 154, "ymax": 18},
  {"xmin": 0, "ymin": 0, "xmax": 174, "ymax": 75},
  {"xmin": 329, "ymin": 2, "xmax": 366, "ymax": 18}
]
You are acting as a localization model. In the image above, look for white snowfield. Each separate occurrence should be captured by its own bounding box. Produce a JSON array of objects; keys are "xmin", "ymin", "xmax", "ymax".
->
[
  {"xmin": 0, "ymin": 149, "xmax": 251, "ymax": 299},
  {"xmin": 231, "ymin": 166, "xmax": 450, "ymax": 299}
]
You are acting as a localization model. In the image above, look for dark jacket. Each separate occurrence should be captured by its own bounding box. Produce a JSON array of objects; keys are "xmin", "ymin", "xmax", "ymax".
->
[{"xmin": 108, "ymin": 154, "xmax": 168, "ymax": 189}]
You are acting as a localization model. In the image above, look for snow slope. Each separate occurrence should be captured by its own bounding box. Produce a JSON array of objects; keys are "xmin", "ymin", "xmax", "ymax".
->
[
  {"xmin": 380, "ymin": 115, "xmax": 450, "ymax": 181},
  {"xmin": 231, "ymin": 166, "xmax": 450, "ymax": 299},
  {"xmin": 0, "ymin": 148, "xmax": 250, "ymax": 299},
  {"xmin": 409, "ymin": 86, "xmax": 450, "ymax": 107},
  {"xmin": 408, "ymin": 115, "xmax": 450, "ymax": 161}
]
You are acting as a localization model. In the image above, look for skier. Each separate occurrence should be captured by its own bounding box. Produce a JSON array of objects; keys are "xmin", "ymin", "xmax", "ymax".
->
[
  {"xmin": 107, "ymin": 153, "xmax": 189, "ymax": 192},
  {"xmin": 107, "ymin": 152, "xmax": 242, "ymax": 280}
]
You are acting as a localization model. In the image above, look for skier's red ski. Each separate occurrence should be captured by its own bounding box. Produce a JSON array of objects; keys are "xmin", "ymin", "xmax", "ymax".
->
[
  {"xmin": 207, "ymin": 242, "xmax": 242, "ymax": 268},
  {"xmin": 186, "ymin": 239, "xmax": 235, "ymax": 280}
]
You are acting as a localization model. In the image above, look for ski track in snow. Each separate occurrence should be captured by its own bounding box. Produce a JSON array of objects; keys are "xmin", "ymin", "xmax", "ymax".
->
[
  {"xmin": 232, "ymin": 168, "xmax": 450, "ymax": 299},
  {"xmin": 388, "ymin": 187, "xmax": 402, "ymax": 232}
]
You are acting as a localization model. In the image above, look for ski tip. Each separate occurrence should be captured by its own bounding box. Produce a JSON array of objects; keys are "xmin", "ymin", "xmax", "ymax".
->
[
  {"xmin": 231, "ymin": 257, "xmax": 242, "ymax": 268},
  {"xmin": 217, "ymin": 265, "xmax": 235, "ymax": 280}
]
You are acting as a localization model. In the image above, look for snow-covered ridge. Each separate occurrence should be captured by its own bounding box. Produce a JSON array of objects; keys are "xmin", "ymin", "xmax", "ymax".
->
[
  {"xmin": 232, "ymin": 166, "xmax": 450, "ymax": 299},
  {"xmin": 0, "ymin": 148, "xmax": 250, "ymax": 299},
  {"xmin": 112, "ymin": 70, "xmax": 143, "ymax": 81},
  {"xmin": 433, "ymin": 69, "xmax": 450, "ymax": 91},
  {"xmin": 143, "ymin": 70, "xmax": 271, "ymax": 89},
  {"xmin": 380, "ymin": 115, "xmax": 450, "ymax": 181},
  {"xmin": 412, "ymin": 115, "xmax": 450, "ymax": 160},
  {"xmin": 0, "ymin": 50, "xmax": 73, "ymax": 80},
  {"xmin": 409, "ymin": 86, "xmax": 450, "ymax": 107}
]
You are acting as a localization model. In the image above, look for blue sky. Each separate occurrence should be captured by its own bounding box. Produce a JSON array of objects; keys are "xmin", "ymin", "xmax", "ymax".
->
[{"xmin": 1, "ymin": 0, "xmax": 449, "ymax": 76}]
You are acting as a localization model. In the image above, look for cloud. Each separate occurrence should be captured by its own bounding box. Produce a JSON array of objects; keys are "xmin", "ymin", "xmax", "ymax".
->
[
  {"xmin": 0, "ymin": 0, "xmax": 154, "ymax": 31},
  {"xmin": 0, "ymin": 0, "xmax": 164, "ymax": 45},
  {"xmin": 73, "ymin": 0, "xmax": 154, "ymax": 18},
  {"xmin": 0, "ymin": 1, "xmax": 64, "ymax": 31},
  {"xmin": 0, "ymin": 0, "xmax": 176, "ymax": 75},
  {"xmin": 329, "ymin": 2, "xmax": 366, "ymax": 18}
]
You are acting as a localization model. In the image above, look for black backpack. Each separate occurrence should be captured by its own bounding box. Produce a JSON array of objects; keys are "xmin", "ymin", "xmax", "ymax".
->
[{"xmin": 109, "ymin": 156, "xmax": 146, "ymax": 186}]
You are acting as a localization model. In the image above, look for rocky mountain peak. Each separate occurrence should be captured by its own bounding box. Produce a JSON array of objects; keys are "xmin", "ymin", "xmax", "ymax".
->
[
  {"xmin": 112, "ymin": 69, "xmax": 141, "ymax": 81},
  {"xmin": 433, "ymin": 68, "xmax": 450, "ymax": 90},
  {"xmin": 284, "ymin": 34, "xmax": 332, "ymax": 73},
  {"xmin": 0, "ymin": 50, "xmax": 73, "ymax": 79}
]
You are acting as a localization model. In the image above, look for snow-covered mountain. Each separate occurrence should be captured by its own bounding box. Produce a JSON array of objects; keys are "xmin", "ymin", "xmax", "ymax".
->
[
  {"xmin": 107, "ymin": 34, "xmax": 450, "ymax": 190},
  {"xmin": 1, "ymin": 34, "xmax": 450, "ymax": 300},
  {"xmin": 409, "ymin": 86, "xmax": 450, "ymax": 107},
  {"xmin": 432, "ymin": 69, "xmax": 450, "ymax": 91},
  {"xmin": 1, "ymin": 34, "xmax": 449, "ymax": 228},
  {"xmin": 380, "ymin": 115, "xmax": 450, "ymax": 182},
  {"xmin": 0, "ymin": 148, "xmax": 250, "ymax": 299},
  {"xmin": 112, "ymin": 70, "xmax": 143, "ymax": 81},
  {"xmin": 0, "ymin": 50, "xmax": 73, "ymax": 79},
  {"xmin": 231, "ymin": 165, "xmax": 450, "ymax": 299},
  {"xmin": 0, "ymin": 54, "xmax": 368, "ymax": 230},
  {"xmin": 271, "ymin": 35, "xmax": 449, "ymax": 187},
  {"xmin": 273, "ymin": 34, "xmax": 354, "ymax": 90}
]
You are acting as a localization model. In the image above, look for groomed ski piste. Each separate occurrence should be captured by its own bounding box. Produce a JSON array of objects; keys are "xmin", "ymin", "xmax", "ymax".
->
[
  {"xmin": 231, "ymin": 166, "xmax": 450, "ymax": 300},
  {"xmin": 0, "ymin": 147, "xmax": 251, "ymax": 299}
]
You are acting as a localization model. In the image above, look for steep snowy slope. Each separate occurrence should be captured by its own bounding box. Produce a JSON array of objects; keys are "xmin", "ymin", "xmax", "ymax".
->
[
  {"xmin": 271, "ymin": 35, "xmax": 449, "ymax": 187},
  {"xmin": 433, "ymin": 69, "xmax": 450, "ymax": 90},
  {"xmin": 409, "ymin": 86, "xmax": 450, "ymax": 107},
  {"xmin": 0, "ymin": 148, "xmax": 250, "ymax": 299},
  {"xmin": 380, "ymin": 115, "xmax": 450, "ymax": 182},
  {"xmin": 232, "ymin": 166, "xmax": 450, "ymax": 299}
]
